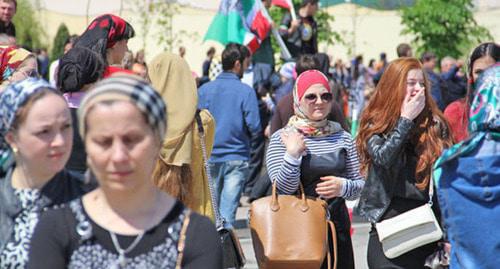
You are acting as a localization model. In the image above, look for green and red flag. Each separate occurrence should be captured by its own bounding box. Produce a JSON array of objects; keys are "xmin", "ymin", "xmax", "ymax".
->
[{"xmin": 204, "ymin": 0, "xmax": 272, "ymax": 53}]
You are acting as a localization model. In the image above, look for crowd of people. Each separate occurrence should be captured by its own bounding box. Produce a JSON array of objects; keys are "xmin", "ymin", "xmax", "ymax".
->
[{"xmin": 0, "ymin": 0, "xmax": 498, "ymax": 268}]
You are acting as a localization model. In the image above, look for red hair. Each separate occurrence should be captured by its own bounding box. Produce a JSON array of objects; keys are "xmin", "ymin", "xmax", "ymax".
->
[{"xmin": 356, "ymin": 58, "xmax": 453, "ymax": 190}]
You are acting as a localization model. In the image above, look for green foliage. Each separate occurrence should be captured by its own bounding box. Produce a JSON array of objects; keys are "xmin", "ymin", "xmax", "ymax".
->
[
  {"xmin": 12, "ymin": 0, "xmax": 45, "ymax": 50},
  {"xmin": 50, "ymin": 24, "xmax": 70, "ymax": 62},
  {"xmin": 130, "ymin": 1, "xmax": 199, "ymax": 53},
  {"xmin": 154, "ymin": 2, "xmax": 177, "ymax": 52},
  {"xmin": 401, "ymin": 0, "xmax": 491, "ymax": 60}
]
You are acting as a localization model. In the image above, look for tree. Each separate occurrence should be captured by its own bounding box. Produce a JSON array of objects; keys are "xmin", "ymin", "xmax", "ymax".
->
[
  {"xmin": 12, "ymin": 0, "xmax": 46, "ymax": 50},
  {"xmin": 51, "ymin": 24, "xmax": 70, "ymax": 62},
  {"xmin": 401, "ymin": 0, "xmax": 491, "ymax": 60}
]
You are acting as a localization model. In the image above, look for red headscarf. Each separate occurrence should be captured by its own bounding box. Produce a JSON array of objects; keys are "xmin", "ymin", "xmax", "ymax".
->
[
  {"xmin": 74, "ymin": 14, "xmax": 135, "ymax": 63},
  {"xmin": 295, "ymin": 69, "xmax": 331, "ymax": 101}
]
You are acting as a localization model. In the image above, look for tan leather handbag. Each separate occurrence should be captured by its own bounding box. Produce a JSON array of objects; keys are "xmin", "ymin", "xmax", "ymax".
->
[{"xmin": 249, "ymin": 182, "xmax": 338, "ymax": 269}]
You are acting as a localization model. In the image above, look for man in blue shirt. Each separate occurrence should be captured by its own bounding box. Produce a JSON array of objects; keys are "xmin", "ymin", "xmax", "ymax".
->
[{"xmin": 198, "ymin": 43, "xmax": 261, "ymax": 228}]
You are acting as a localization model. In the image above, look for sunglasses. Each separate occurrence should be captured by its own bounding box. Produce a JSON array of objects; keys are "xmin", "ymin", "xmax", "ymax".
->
[{"xmin": 303, "ymin": 92, "xmax": 333, "ymax": 103}]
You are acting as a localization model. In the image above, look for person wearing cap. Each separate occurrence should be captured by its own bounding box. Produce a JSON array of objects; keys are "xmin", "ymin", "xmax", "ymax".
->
[
  {"xmin": 273, "ymin": 61, "xmax": 295, "ymax": 104},
  {"xmin": 28, "ymin": 75, "xmax": 222, "ymax": 268},
  {"xmin": 73, "ymin": 14, "xmax": 135, "ymax": 78},
  {"xmin": 0, "ymin": 78, "xmax": 94, "ymax": 268},
  {"xmin": 266, "ymin": 69, "xmax": 364, "ymax": 268}
]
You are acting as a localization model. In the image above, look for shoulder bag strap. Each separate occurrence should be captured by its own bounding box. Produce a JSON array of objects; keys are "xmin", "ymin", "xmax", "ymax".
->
[
  {"xmin": 175, "ymin": 209, "xmax": 192, "ymax": 269},
  {"xmin": 195, "ymin": 110, "xmax": 224, "ymax": 229},
  {"xmin": 429, "ymin": 174, "xmax": 435, "ymax": 206}
]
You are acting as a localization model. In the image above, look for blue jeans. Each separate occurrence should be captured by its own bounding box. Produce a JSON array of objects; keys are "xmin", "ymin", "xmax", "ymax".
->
[
  {"xmin": 253, "ymin": 62, "xmax": 272, "ymax": 86},
  {"xmin": 208, "ymin": 160, "xmax": 249, "ymax": 228}
]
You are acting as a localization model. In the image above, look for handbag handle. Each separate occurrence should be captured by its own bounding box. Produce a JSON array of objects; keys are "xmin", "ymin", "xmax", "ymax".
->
[
  {"xmin": 270, "ymin": 181, "xmax": 309, "ymax": 212},
  {"xmin": 428, "ymin": 173, "xmax": 435, "ymax": 206},
  {"xmin": 327, "ymin": 220, "xmax": 338, "ymax": 269},
  {"xmin": 195, "ymin": 110, "xmax": 224, "ymax": 229}
]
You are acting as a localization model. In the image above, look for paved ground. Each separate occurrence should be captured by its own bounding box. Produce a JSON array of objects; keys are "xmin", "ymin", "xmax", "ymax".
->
[{"xmin": 234, "ymin": 203, "xmax": 370, "ymax": 269}]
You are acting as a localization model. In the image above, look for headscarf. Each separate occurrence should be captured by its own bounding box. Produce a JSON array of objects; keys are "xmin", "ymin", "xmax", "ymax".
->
[
  {"xmin": 433, "ymin": 64, "xmax": 500, "ymax": 184},
  {"xmin": 78, "ymin": 74, "xmax": 167, "ymax": 141},
  {"xmin": 0, "ymin": 78, "xmax": 56, "ymax": 173},
  {"xmin": 74, "ymin": 14, "xmax": 135, "ymax": 62},
  {"xmin": 285, "ymin": 69, "xmax": 342, "ymax": 136},
  {"xmin": 58, "ymin": 46, "xmax": 105, "ymax": 94},
  {"xmin": 0, "ymin": 45, "xmax": 33, "ymax": 82},
  {"xmin": 148, "ymin": 52, "xmax": 197, "ymax": 166}
]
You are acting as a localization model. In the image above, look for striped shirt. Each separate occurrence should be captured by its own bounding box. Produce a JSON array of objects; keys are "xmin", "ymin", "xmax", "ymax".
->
[{"xmin": 266, "ymin": 129, "xmax": 365, "ymax": 200}]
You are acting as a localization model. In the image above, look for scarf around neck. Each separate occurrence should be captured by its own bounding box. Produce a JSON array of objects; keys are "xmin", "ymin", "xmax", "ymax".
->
[{"xmin": 285, "ymin": 70, "xmax": 342, "ymax": 137}]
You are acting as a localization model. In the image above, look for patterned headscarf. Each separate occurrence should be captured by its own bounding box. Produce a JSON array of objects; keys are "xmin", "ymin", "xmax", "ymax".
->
[
  {"xmin": 0, "ymin": 45, "xmax": 33, "ymax": 82},
  {"xmin": 78, "ymin": 74, "xmax": 167, "ymax": 141},
  {"xmin": 74, "ymin": 14, "xmax": 135, "ymax": 62},
  {"xmin": 0, "ymin": 78, "xmax": 56, "ymax": 173},
  {"xmin": 433, "ymin": 64, "xmax": 500, "ymax": 184},
  {"xmin": 285, "ymin": 70, "xmax": 342, "ymax": 136}
]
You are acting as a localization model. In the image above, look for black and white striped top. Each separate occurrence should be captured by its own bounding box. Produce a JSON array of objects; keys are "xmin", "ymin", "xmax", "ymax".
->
[{"xmin": 266, "ymin": 129, "xmax": 365, "ymax": 199}]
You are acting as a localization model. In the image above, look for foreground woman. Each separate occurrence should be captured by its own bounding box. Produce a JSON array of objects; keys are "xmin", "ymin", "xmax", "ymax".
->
[
  {"xmin": 28, "ymin": 75, "xmax": 222, "ymax": 268},
  {"xmin": 0, "ymin": 78, "xmax": 93, "ymax": 268}
]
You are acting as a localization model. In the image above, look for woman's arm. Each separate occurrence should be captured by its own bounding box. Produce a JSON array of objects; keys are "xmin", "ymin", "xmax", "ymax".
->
[
  {"xmin": 341, "ymin": 134, "xmax": 365, "ymax": 200},
  {"xmin": 182, "ymin": 214, "xmax": 222, "ymax": 269},
  {"xmin": 266, "ymin": 130, "xmax": 302, "ymax": 194},
  {"xmin": 27, "ymin": 209, "xmax": 68, "ymax": 269},
  {"xmin": 367, "ymin": 118, "xmax": 414, "ymax": 169}
]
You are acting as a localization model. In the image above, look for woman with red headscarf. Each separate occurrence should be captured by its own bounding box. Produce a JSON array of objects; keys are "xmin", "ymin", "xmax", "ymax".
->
[
  {"xmin": 73, "ymin": 14, "xmax": 135, "ymax": 78},
  {"xmin": 266, "ymin": 70, "xmax": 364, "ymax": 268}
]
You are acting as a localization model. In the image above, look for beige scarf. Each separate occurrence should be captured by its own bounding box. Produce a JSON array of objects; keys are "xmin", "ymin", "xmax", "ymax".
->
[{"xmin": 148, "ymin": 52, "xmax": 197, "ymax": 165}]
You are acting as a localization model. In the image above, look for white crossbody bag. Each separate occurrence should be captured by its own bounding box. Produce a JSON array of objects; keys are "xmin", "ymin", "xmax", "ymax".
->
[{"xmin": 376, "ymin": 175, "xmax": 443, "ymax": 259}]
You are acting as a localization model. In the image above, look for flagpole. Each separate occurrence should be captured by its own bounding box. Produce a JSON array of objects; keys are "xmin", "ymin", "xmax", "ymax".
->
[
  {"xmin": 260, "ymin": 3, "xmax": 292, "ymax": 60},
  {"xmin": 287, "ymin": 0, "xmax": 297, "ymax": 21}
]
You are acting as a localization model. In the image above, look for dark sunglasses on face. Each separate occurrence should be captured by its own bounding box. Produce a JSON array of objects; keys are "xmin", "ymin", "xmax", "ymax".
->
[{"xmin": 304, "ymin": 92, "xmax": 333, "ymax": 103}]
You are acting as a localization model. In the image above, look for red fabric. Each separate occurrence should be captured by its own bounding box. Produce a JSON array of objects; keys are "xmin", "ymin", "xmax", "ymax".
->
[
  {"xmin": 444, "ymin": 99, "xmax": 469, "ymax": 143},
  {"xmin": 250, "ymin": 11, "xmax": 271, "ymax": 41},
  {"xmin": 107, "ymin": 14, "xmax": 127, "ymax": 48},
  {"xmin": 272, "ymin": 0, "xmax": 291, "ymax": 9},
  {"xmin": 85, "ymin": 14, "xmax": 128, "ymax": 49},
  {"xmin": 245, "ymin": 36, "xmax": 260, "ymax": 53},
  {"xmin": 295, "ymin": 70, "xmax": 331, "ymax": 101},
  {"xmin": 0, "ymin": 46, "xmax": 22, "ymax": 78},
  {"xmin": 103, "ymin": 66, "xmax": 134, "ymax": 78}
]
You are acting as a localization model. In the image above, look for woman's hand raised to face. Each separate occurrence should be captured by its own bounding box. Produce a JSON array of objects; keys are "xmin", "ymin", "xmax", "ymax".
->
[
  {"xmin": 401, "ymin": 84, "xmax": 426, "ymax": 121},
  {"xmin": 316, "ymin": 176, "xmax": 346, "ymax": 199},
  {"xmin": 280, "ymin": 130, "xmax": 306, "ymax": 159}
]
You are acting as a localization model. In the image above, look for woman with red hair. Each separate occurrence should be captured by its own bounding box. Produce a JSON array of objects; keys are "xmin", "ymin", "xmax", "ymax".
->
[{"xmin": 356, "ymin": 58, "xmax": 453, "ymax": 268}]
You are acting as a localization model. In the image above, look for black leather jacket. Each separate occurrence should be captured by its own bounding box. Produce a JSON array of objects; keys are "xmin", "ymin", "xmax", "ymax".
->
[
  {"xmin": 0, "ymin": 168, "xmax": 95, "ymax": 253},
  {"xmin": 356, "ymin": 118, "xmax": 417, "ymax": 223}
]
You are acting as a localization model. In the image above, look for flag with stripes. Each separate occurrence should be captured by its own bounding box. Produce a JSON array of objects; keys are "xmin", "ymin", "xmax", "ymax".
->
[{"xmin": 204, "ymin": 0, "xmax": 271, "ymax": 53}]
